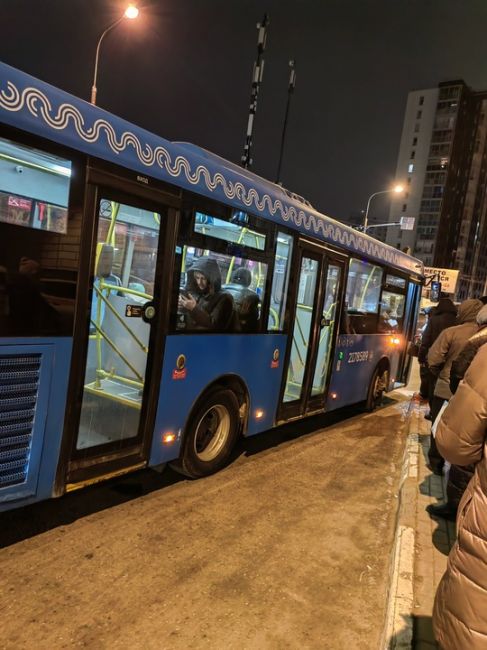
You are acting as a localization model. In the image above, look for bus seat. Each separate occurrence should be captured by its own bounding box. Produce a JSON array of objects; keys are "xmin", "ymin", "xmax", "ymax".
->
[
  {"xmin": 96, "ymin": 243, "xmax": 116, "ymax": 279},
  {"xmin": 91, "ymin": 244, "xmax": 122, "ymax": 332}
]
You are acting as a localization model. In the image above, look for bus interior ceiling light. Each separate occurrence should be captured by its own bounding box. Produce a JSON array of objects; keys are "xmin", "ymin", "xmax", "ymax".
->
[{"xmin": 0, "ymin": 152, "xmax": 71, "ymax": 177}]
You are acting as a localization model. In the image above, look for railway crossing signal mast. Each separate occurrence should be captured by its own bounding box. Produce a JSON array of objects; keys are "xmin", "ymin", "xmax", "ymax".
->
[{"xmin": 241, "ymin": 14, "xmax": 269, "ymax": 169}]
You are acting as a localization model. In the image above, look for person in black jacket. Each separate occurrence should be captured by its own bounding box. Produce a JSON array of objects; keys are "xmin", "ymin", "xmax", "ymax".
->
[
  {"xmin": 427, "ymin": 303, "xmax": 487, "ymax": 521},
  {"xmin": 222, "ymin": 267, "xmax": 260, "ymax": 331},
  {"xmin": 418, "ymin": 296, "xmax": 457, "ymax": 416},
  {"xmin": 178, "ymin": 257, "xmax": 237, "ymax": 331}
]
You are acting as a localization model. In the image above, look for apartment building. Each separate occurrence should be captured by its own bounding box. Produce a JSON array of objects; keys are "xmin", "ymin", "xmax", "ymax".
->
[{"xmin": 383, "ymin": 80, "xmax": 487, "ymax": 299}]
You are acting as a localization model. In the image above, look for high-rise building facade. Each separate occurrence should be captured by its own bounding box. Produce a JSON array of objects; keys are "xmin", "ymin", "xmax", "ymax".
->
[{"xmin": 384, "ymin": 80, "xmax": 487, "ymax": 299}]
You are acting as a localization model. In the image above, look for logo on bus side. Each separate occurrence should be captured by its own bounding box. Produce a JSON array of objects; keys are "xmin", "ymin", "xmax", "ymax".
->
[
  {"xmin": 172, "ymin": 354, "xmax": 187, "ymax": 380},
  {"xmin": 271, "ymin": 349, "xmax": 280, "ymax": 368}
]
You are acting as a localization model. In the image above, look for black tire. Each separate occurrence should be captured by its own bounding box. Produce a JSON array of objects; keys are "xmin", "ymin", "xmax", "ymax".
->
[
  {"xmin": 177, "ymin": 388, "xmax": 240, "ymax": 478},
  {"xmin": 365, "ymin": 366, "xmax": 388, "ymax": 412}
]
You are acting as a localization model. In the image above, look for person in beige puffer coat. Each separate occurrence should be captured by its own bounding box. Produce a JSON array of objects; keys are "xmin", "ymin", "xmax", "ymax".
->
[
  {"xmin": 432, "ymin": 342, "xmax": 487, "ymax": 649},
  {"xmin": 426, "ymin": 298, "xmax": 483, "ymax": 473}
]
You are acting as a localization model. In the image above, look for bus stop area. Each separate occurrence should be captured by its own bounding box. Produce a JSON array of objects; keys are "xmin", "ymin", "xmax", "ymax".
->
[
  {"xmin": 0, "ymin": 366, "xmax": 449, "ymax": 650},
  {"xmin": 387, "ymin": 376, "xmax": 455, "ymax": 650}
]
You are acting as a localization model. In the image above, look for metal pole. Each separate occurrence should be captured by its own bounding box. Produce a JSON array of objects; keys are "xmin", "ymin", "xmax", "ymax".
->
[
  {"xmin": 276, "ymin": 60, "xmax": 296, "ymax": 184},
  {"xmin": 363, "ymin": 190, "xmax": 390, "ymax": 233},
  {"xmin": 241, "ymin": 14, "xmax": 269, "ymax": 169},
  {"xmin": 90, "ymin": 16, "xmax": 124, "ymax": 105}
]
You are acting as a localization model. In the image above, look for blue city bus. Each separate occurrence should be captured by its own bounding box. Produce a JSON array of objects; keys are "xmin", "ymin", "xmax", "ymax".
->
[{"xmin": 0, "ymin": 62, "xmax": 423, "ymax": 512}]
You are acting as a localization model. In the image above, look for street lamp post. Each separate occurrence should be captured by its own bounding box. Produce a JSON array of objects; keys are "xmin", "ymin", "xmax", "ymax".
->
[
  {"xmin": 90, "ymin": 4, "xmax": 139, "ymax": 105},
  {"xmin": 362, "ymin": 185, "xmax": 404, "ymax": 233}
]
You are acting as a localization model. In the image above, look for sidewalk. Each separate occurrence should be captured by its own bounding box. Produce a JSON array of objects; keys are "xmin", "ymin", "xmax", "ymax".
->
[{"xmin": 384, "ymin": 389, "xmax": 456, "ymax": 649}]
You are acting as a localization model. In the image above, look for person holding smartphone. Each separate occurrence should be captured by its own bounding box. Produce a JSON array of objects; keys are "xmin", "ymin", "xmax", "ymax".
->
[{"xmin": 178, "ymin": 258, "xmax": 237, "ymax": 331}]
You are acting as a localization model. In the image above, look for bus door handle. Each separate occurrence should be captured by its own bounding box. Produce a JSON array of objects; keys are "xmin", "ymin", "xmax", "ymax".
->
[
  {"xmin": 320, "ymin": 317, "xmax": 330, "ymax": 329},
  {"xmin": 142, "ymin": 301, "xmax": 157, "ymax": 323}
]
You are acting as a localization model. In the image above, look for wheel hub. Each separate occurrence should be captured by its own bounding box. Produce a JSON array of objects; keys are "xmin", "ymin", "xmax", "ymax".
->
[{"xmin": 194, "ymin": 404, "xmax": 230, "ymax": 462}]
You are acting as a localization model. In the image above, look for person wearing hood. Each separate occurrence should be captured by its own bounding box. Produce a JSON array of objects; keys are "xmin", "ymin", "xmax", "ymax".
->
[
  {"xmin": 427, "ymin": 298, "xmax": 483, "ymax": 474},
  {"xmin": 432, "ymin": 343, "xmax": 487, "ymax": 650},
  {"xmin": 418, "ymin": 297, "xmax": 457, "ymax": 363},
  {"xmin": 418, "ymin": 296, "xmax": 457, "ymax": 415},
  {"xmin": 428, "ymin": 303, "xmax": 487, "ymax": 521},
  {"xmin": 178, "ymin": 257, "xmax": 237, "ymax": 331}
]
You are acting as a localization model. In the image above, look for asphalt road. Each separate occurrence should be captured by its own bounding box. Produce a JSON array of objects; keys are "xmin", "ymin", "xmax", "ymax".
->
[{"xmin": 0, "ymin": 393, "xmax": 411, "ymax": 650}]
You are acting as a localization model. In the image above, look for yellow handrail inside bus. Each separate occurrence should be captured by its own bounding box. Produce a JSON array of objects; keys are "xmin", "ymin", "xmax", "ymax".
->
[
  {"xmin": 91, "ymin": 320, "xmax": 144, "ymax": 382},
  {"xmin": 95, "ymin": 282, "xmax": 149, "ymax": 352},
  {"xmin": 106, "ymin": 202, "xmax": 120, "ymax": 246}
]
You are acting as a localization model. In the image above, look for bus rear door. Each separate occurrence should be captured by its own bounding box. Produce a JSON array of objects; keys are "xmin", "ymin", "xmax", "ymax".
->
[{"xmin": 278, "ymin": 240, "xmax": 345, "ymax": 421}]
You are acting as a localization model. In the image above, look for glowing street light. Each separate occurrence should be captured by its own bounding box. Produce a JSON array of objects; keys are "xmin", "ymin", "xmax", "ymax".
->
[
  {"xmin": 90, "ymin": 4, "xmax": 139, "ymax": 105},
  {"xmin": 363, "ymin": 184, "xmax": 404, "ymax": 233},
  {"xmin": 124, "ymin": 4, "xmax": 139, "ymax": 19}
]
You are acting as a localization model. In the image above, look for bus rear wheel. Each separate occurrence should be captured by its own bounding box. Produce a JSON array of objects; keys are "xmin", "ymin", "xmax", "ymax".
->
[
  {"xmin": 178, "ymin": 388, "xmax": 240, "ymax": 478},
  {"xmin": 366, "ymin": 367, "xmax": 388, "ymax": 412}
]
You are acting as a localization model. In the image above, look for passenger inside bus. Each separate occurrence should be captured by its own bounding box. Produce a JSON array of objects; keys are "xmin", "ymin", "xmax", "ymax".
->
[
  {"xmin": 178, "ymin": 257, "xmax": 238, "ymax": 331},
  {"xmin": 222, "ymin": 267, "xmax": 260, "ymax": 331},
  {"xmin": 4, "ymin": 256, "xmax": 61, "ymax": 336}
]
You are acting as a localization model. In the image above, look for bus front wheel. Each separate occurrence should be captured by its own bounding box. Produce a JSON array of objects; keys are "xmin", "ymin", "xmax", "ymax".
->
[
  {"xmin": 178, "ymin": 388, "xmax": 240, "ymax": 478},
  {"xmin": 365, "ymin": 367, "xmax": 388, "ymax": 412}
]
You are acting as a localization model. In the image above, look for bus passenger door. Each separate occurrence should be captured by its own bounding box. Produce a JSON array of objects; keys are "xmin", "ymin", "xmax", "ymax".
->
[
  {"xmin": 397, "ymin": 280, "xmax": 422, "ymax": 384},
  {"xmin": 305, "ymin": 258, "xmax": 344, "ymax": 414},
  {"xmin": 63, "ymin": 174, "xmax": 179, "ymax": 488},
  {"xmin": 278, "ymin": 242, "xmax": 344, "ymax": 421}
]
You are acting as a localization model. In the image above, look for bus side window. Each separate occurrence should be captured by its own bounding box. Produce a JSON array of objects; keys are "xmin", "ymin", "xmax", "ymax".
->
[
  {"xmin": 378, "ymin": 290, "xmax": 406, "ymax": 333},
  {"xmin": 267, "ymin": 231, "xmax": 293, "ymax": 331},
  {"xmin": 0, "ymin": 135, "xmax": 77, "ymax": 337},
  {"xmin": 344, "ymin": 259, "xmax": 383, "ymax": 334},
  {"xmin": 174, "ymin": 246, "xmax": 268, "ymax": 333}
]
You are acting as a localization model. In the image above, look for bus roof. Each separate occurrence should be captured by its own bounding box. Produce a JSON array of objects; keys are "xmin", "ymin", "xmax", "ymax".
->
[{"xmin": 0, "ymin": 61, "xmax": 423, "ymax": 277}]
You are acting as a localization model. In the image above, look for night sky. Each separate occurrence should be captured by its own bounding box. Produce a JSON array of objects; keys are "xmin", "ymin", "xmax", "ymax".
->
[{"xmin": 1, "ymin": 0, "xmax": 487, "ymax": 223}]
